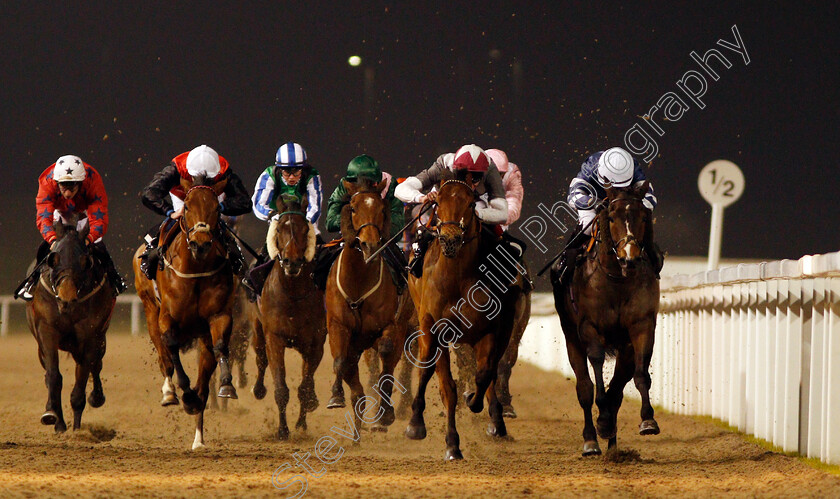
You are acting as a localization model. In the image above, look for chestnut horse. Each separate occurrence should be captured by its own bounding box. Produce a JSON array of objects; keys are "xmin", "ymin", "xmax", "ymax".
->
[
  {"xmin": 551, "ymin": 183, "xmax": 660, "ymax": 456},
  {"xmin": 405, "ymin": 176, "xmax": 525, "ymax": 460},
  {"xmin": 26, "ymin": 218, "xmax": 116, "ymax": 432},
  {"xmin": 325, "ymin": 177, "xmax": 410, "ymax": 435},
  {"xmin": 250, "ymin": 195, "xmax": 326, "ymax": 439},
  {"xmin": 132, "ymin": 175, "xmax": 237, "ymax": 450}
]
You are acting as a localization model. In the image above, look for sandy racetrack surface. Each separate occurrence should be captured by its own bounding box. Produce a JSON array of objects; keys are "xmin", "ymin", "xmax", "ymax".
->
[{"xmin": 1, "ymin": 331, "xmax": 838, "ymax": 498}]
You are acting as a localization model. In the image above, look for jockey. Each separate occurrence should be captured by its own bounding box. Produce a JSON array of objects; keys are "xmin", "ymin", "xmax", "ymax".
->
[
  {"xmin": 138, "ymin": 144, "xmax": 252, "ymax": 281},
  {"xmin": 394, "ymin": 144, "xmax": 509, "ymax": 278},
  {"xmin": 16, "ymin": 155, "xmax": 126, "ymax": 300},
  {"xmin": 245, "ymin": 142, "xmax": 323, "ymax": 299},
  {"xmin": 314, "ymin": 154, "xmax": 407, "ymax": 292},
  {"xmin": 553, "ymin": 146, "xmax": 662, "ymax": 284}
]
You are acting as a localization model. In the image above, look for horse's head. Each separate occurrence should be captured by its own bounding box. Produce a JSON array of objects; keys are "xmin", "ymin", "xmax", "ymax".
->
[
  {"xmin": 341, "ymin": 177, "xmax": 389, "ymax": 260},
  {"xmin": 181, "ymin": 175, "xmax": 227, "ymax": 261},
  {"xmin": 47, "ymin": 215, "xmax": 93, "ymax": 312},
  {"xmin": 435, "ymin": 172, "xmax": 478, "ymax": 259},
  {"xmin": 268, "ymin": 195, "xmax": 315, "ymax": 276},
  {"xmin": 605, "ymin": 182, "xmax": 651, "ymax": 272}
]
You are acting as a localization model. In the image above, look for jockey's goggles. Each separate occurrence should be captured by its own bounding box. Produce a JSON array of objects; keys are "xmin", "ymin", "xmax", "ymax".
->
[
  {"xmin": 279, "ymin": 167, "xmax": 303, "ymax": 176},
  {"xmin": 58, "ymin": 181, "xmax": 82, "ymax": 189}
]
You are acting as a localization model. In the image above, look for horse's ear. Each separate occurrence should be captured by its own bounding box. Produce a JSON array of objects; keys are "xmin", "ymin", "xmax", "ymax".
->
[
  {"xmin": 47, "ymin": 251, "xmax": 59, "ymax": 268},
  {"xmin": 635, "ymin": 181, "xmax": 649, "ymax": 199},
  {"xmin": 53, "ymin": 221, "xmax": 65, "ymax": 239},
  {"xmin": 374, "ymin": 179, "xmax": 387, "ymax": 194},
  {"xmin": 606, "ymin": 187, "xmax": 617, "ymax": 200},
  {"xmin": 340, "ymin": 203, "xmax": 357, "ymax": 245},
  {"xmin": 440, "ymin": 168, "xmax": 455, "ymax": 183},
  {"xmin": 180, "ymin": 176, "xmax": 193, "ymax": 193},
  {"xmin": 79, "ymin": 221, "xmax": 90, "ymax": 243},
  {"xmin": 212, "ymin": 178, "xmax": 228, "ymax": 197},
  {"xmin": 299, "ymin": 193, "xmax": 308, "ymax": 214},
  {"xmin": 342, "ymin": 178, "xmax": 355, "ymax": 196}
]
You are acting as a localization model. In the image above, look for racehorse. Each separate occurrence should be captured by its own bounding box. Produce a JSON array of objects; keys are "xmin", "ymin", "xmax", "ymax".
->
[
  {"xmin": 404, "ymin": 174, "xmax": 524, "ymax": 460},
  {"xmin": 325, "ymin": 177, "xmax": 410, "ymax": 435},
  {"xmin": 551, "ymin": 183, "xmax": 660, "ymax": 456},
  {"xmin": 132, "ymin": 175, "xmax": 237, "ymax": 450},
  {"xmin": 26, "ymin": 217, "xmax": 116, "ymax": 432},
  {"xmin": 249, "ymin": 195, "xmax": 326, "ymax": 439},
  {"xmin": 455, "ymin": 272, "xmax": 531, "ymax": 418}
]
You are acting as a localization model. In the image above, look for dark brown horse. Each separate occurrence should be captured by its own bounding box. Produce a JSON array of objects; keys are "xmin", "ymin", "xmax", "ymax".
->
[
  {"xmin": 404, "ymin": 177, "xmax": 525, "ymax": 460},
  {"xmin": 455, "ymin": 271, "xmax": 531, "ymax": 418},
  {"xmin": 27, "ymin": 218, "xmax": 116, "ymax": 432},
  {"xmin": 325, "ymin": 178, "xmax": 410, "ymax": 434},
  {"xmin": 132, "ymin": 175, "xmax": 237, "ymax": 450},
  {"xmin": 250, "ymin": 195, "xmax": 326, "ymax": 439},
  {"xmin": 552, "ymin": 183, "xmax": 660, "ymax": 456}
]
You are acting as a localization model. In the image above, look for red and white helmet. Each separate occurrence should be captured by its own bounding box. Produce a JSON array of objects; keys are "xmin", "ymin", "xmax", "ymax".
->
[
  {"xmin": 452, "ymin": 144, "xmax": 490, "ymax": 172},
  {"xmin": 53, "ymin": 155, "xmax": 86, "ymax": 182},
  {"xmin": 485, "ymin": 149, "xmax": 509, "ymax": 173}
]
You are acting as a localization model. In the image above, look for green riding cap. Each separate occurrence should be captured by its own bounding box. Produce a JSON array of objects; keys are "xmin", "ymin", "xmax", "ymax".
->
[{"xmin": 346, "ymin": 154, "xmax": 382, "ymax": 182}]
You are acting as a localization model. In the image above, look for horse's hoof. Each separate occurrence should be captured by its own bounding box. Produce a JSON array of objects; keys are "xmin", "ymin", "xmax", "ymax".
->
[
  {"xmin": 596, "ymin": 420, "xmax": 617, "ymax": 440},
  {"xmin": 182, "ymin": 391, "xmax": 204, "ymax": 415},
  {"xmin": 252, "ymin": 383, "xmax": 267, "ymax": 400},
  {"xmin": 218, "ymin": 384, "xmax": 238, "ymax": 399},
  {"xmin": 88, "ymin": 391, "xmax": 106, "ymax": 408},
  {"xmin": 302, "ymin": 396, "xmax": 319, "ymax": 413},
  {"xmin": 191, "ymin": 441, "xmax": 206, "ymax": 451},
  {"xmin": 161, "ymin": 393, "xmax": 179, "ymax": 406},
  {"xmin": 277, "ymin": 428, "xmax": 290, "ymax": 441},
  {"xmin": 380, "ymin": 408, "xmax": 396, "ymax": 427},
  {"xmin": 40, "ymin": 411, "xmax": 57, "ymax": 426},
  {"xmin": 444, "ymin": 448, "xmax": 464, "ymax": 461},
  {"xmin": 486, "ymin": 423, "xmax": 507, "ymax": 438},
  {"xmin": 463, "ymin": 391, "xmax": 475, "ymax": 406},
  {"xmin": 327, "ymin": 396, "xmax": 345, "ymax": 409},
  {"xmin": 404, "ymin": 424, "xmax": 427, "ymax": 440},
  {"xmin": 639, "ymin": 419, "xmax": 660, "ymax": 435},
  {"xmin": 238, "ymin": 375, "xmax": 248, "ymax": 389},
  {"xmin": 502, "ymin": 405, "xmax": 517, "ymax": 419},
  {"xmin": 54, "ymin": 420, "xmax": 67, "ymax": 433},
  {"xmin": 295, "ymin": 420, "xmax": 307, "ymax": 432},
  {"xmin": 582, "ymin": 440, "xmax": 602, "ymax": 456},
  {"xmin": 370, "ymin": 423, "xmax": 388, "ymax": 433}
]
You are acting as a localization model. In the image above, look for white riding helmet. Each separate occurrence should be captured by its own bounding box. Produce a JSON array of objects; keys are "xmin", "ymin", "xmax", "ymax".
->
[
  {"xmin": 186, "ymin": 144, "xmax": 221, "ymax": 178},
  {"xmin": 53, "ymin": 155, "xmax": 86, "ymax": 182},
  {"xmin": 597, "ymin": 147, "xmax": 635, "ymax": 187}
]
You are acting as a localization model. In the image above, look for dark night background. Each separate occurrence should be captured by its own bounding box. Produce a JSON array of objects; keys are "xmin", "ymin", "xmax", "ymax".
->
[{"xmin": 1, "ymin": 2, "xmax": 837, "ymax": 293}]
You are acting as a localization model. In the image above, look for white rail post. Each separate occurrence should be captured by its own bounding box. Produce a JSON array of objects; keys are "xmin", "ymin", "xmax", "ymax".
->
[
  {"xmin": 0, "ymin": 298, "xmax": 9, "ymax": 337},
  {"xmin": 131, "ymin": 298, "xmax": 142, "ymax": 337}
]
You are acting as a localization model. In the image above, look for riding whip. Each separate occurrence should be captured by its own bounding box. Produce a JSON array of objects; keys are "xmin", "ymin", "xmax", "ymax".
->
[
  {"xmin": 536, "ymin": 199, "xmax": 605, "ymax": 277},
  {"xmin": 364, "ymin": 201, "xmax": 436, "ymax": 264},
  {"xmin": 219, "ymin": 219, "xmax": 261, "ymax": 259}
]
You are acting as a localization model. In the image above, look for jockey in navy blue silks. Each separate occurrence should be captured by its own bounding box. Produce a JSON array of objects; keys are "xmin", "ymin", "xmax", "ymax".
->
[{"xmin": 554, "ymin": 147, "xmax": 663, "ymax": 283}]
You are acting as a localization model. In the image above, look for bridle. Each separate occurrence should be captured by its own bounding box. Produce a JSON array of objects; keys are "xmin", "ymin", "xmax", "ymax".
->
[
  {"xmin": 605, "ymin": 196, "xmax": 646, "ymax": 258},
  {"xmin": 275, "ymin": 209, "xmax": 307, "ymax": 270},
  {"xmin": 180, "ymin": 185, "xmax": 221, "ymax": 246},
  {"xmin": 433, "ymin": 180, "xmax": 479, "ymax": 244},
  {"xmin": 349, "ymin": 190, "xmax": 385, "ymax": 246}
]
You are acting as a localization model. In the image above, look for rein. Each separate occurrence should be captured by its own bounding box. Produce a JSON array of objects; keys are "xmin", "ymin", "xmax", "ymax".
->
[
  {"xmin": 164, "ymin": 184, "xmax": 229, "ymax": 278},
  {"xmin": 335, "ymin": 244, "xmax": 385, "ymax": 310},
  {"xmin": 40, "ymin": 272, "xmax": 108, "ymax": 304},
  {"xmin": 592, "ymin": 196, "xmax": 648, "ymax": 281},
  {"xmin": 432, "ymin": 180, "xmax": 480, "ymax": 244}
]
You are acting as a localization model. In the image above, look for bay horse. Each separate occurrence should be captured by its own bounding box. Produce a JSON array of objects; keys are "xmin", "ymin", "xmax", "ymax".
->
[
  {"xmin": 26, "ymin": 217, "xmax": 116, "ymax": 432},
  {"xmin": 551, "ymin": 183, "xmax": 660, "ymax": 456},
  {"xmin": 325, "ymin": 177, "xmax": 410, "ymax": 435},
  {"xmin": 249, "ymin": 195, "xmax": 326, "ymax": 439},
  {"xmin": 405, "ymin": 174, "xmax": 524, "ymax": 460},
  {"xmin": 132, "ymin": 175, "xmax": 237, "ymax": 450}
]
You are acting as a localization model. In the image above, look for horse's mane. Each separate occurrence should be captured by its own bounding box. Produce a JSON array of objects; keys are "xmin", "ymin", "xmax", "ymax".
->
[{"xmin": 192, "ymin": 173, "xmax": 213, "ymax": 187}]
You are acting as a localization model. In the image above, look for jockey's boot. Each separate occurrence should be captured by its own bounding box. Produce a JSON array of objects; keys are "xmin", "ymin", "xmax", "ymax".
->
[
  {"xmin": 381, "ymin": 243, "xmax": 408, "ymax": 294},
  {"xmin": 243, "ymin": 247, "xmax": 271, "ymax": 302},
  {"xmin": 139, "ymin": 238, "xmax": 160, "ymax": 281},
  {"xmin": 93, "ymin": 242, "xmax": 127, "ymax": 294},
  {"xmin": 407, "ymin": 228, "xmax": 433, "ymax": 278},
  {"xmin": 15, "ymin": 242, "xmax": 51, "ymax": 301},
  {"xmin": 223, "ymin": 233, "xmax": 246, "ymax": 276},
  {"xmin": 552, "ymin": 225, "xmax": 586, "ymax": 287},
  {"xmin": 313, "ymin": 243, "xmax": 342, "ymax": 291},
  {"xmin": 645, "ymin": 242, "xmax": 665, "ymax": 279}
]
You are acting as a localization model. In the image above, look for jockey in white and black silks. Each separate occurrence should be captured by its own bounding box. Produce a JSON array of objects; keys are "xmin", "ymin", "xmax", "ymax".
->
[
  {"xmin": 138, "ymin": 144, "xmax": 252, "ymax": 281},
  {"xmin": 16, "ymin": 155, "xmax": 126, "ymax": 300},
  {"xmin": 554, "ymin": 146, "xmax": 662, "ymax": 283}
]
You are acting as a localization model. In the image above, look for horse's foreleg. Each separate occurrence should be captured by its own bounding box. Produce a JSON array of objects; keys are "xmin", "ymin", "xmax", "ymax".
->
[
  {"xmin": 436, "ymin": 348, "xmax": 463, "ymax": 460},
  {"xmin": 70, "ymin": 359, "xmax": 91, "ymax": 431},
  {"xmin": 581, "ymin": 324, "xmax": 610, "ymax": 440},
  {"xmin": 497, "ymin": 297, "xmax": 529, "ymax": 419},
  {"xmin": 266, "ymin": 333, "xmax": 290, "ymax": 440},
  {"xmin": 38, "ymin": 335, "xmax": 66, "ymax": 432},
  {"xmin": 327, "ymin": 319, "xmax": 350, "ymax": 409},
  {"xmin": 604, "ymin": 346, "xmax": 636, "ymax": 449},
  {"xmin": 630, "ymin": 322, "xmax": 660, "ymax": 436},
  {"xmin": 466, "ymin": 333, "xmax": 499, "ymax": 415},
  {"xmin": 405, "ymin": 320, "xmax": 437, "ymax": 441},
  {"xmin": 453, "ymin": 343, "xmax": 476, "ymax": 410},
  {"xmin": 371, "ymin": 328, "xmax": 402, "ymax": 429},
  {"xmin": 209, "ymin": 313, "xmax": 237, "ymax": 399},
  {"xmin": 296, "ymin": 337, "xmax": 324, "ymax": 431},
  {"xmin": 395, "ymin": 347, "xmax": 415, "ymax": 419},
  {"xmin": 344, "ymin": 350, "xmax": 365, "ymax": 437},
  {"xmin": 564, "ymin": 335, "xmax": 599, "ymax": 456},
  {"xmin": 191, "ymin": 339, "xmax": 216, "ymax": 449},
  {"xmin": 87, "ymin": 342, "xmax": 106, "ymax": 408},
  {"xmin": 161, "ymin": 315, "xmax": 199, "ymax": 414},
  {"xmin": 364, "ymin": 347, "xmax": 380, "ymax": 389},
  {"xmin": 251, "ymin": 319, "xmax": 268, "ymax": 400}
]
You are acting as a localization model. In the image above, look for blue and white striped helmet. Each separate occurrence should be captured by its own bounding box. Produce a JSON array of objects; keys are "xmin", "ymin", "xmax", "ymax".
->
[{"xmin": 275, "ymin": 142, "xmax": 309, "ymax": 168}]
